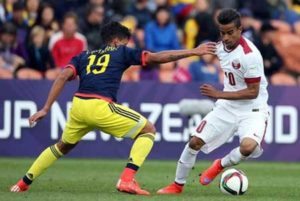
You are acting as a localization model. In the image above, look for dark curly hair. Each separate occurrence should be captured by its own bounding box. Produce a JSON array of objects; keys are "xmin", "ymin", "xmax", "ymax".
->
[
  {"xmin": 217, "ymin": 8, "xmax": 241, "ymax": 28},
  {"xmin": 101, "ymin": 21, "xmax": 131, "ymax": 44}
]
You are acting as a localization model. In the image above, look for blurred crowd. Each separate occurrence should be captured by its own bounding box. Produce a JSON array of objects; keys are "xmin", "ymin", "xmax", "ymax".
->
[{"xmin": 0, "ymin": 0, "xmax": 300, "ymax": 85}]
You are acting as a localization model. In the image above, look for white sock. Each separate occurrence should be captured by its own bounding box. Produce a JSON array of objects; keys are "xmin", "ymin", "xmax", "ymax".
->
[
  {"xmin": 221, "ymin": 147, "xmax": 246, "ymax": 168},
  {"xmin": 175, "ymin": 143, "xmax": 199, "ymax": 184}
]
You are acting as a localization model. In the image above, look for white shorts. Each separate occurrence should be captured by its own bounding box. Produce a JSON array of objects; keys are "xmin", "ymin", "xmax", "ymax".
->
[{"xmin": 192, "ymin": 103, "xmax": 269, "ymax": 155}]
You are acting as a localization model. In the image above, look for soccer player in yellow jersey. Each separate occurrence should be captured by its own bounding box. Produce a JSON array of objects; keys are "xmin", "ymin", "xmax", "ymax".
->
[{"xmin": 10, "ymin": 21, "xmax": 216, "ymax": 195}]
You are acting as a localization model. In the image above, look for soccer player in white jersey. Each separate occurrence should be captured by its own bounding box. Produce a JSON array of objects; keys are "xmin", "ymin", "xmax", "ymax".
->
[{"xmin": 157, "ymin": 8, "xmax": 269, "ymax": 194}]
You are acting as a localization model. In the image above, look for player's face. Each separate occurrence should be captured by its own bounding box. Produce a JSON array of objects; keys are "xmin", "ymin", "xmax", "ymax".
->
[{"xmin": 218, "ymin": 22, "xmax": 242, "ymax": 50}]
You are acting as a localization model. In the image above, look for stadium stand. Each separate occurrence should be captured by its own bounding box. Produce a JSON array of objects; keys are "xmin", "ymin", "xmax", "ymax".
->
[{"xmin": 0, "ymin": 0, "xmax": 300, "ymax": 85}]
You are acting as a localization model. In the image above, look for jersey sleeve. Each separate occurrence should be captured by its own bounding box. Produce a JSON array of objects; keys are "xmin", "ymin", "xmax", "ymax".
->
[
  {"xmin": 123, "ymin": 46, "xmax": 148, "ymax": 66},
  {"xmin": 64, "ymin": 53, "xmax": 82, "ymax": 81},
  {"xmin": 242, "ymin": 53, "xmax": 262, "ymax": 84},
  {"xmin": 215, "ymin": 42, "xmax": 223, "ymax": 60}
]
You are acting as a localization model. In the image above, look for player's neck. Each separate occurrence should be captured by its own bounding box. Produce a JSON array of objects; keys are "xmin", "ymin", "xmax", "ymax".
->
[{"xmin": 224, "ymin": 38, "xmax": 240, "ymax": 52}]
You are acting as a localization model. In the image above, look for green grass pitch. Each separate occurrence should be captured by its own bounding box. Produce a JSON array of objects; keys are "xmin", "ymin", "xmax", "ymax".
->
[{"xmin": 1, "ymin": 158, "xmax": 300, "ymax": 201}]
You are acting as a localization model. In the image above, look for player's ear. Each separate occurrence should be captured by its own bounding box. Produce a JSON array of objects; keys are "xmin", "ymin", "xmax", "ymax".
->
[
  {"xmin": 111, "ymin": 38, "xmax": 118, "ymax": 47},
  {"xmin": 238, "ymin": 26, "xmax": 243, "ymax": 33}
]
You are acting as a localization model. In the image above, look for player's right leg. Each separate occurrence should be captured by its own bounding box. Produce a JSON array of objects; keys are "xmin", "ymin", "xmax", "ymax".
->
[
  {"xmin": 219, "ymin": 112, "xmax": 268, "ymax": 170},
  {"xmin": 93, "ymin": 102, "xmax": 155, "ymax": 195},
  {"xmin": 157, "ymin": 136, "xmax": 205, "ymax": 194},
  {"xmin": 115, "ymin": 120, "xmax": 156, "ymax": 195},
  {"xmin": 201, "ymin": 136, "xmax": 264, "ymax": 188},
  {"xmin": 10, "ymin": 97, "xmax": 92, "ymax": 192}
]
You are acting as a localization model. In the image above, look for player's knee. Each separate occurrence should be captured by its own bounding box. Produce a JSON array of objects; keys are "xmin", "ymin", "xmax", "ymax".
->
[
  {"xmin": 56, "ymin": 140, "xmax": 77, "ymax": 155},
  {"xmin": 240, "ymin": 141, "xmax": 257, "ymax": 157},
  {"xmin": 140, "ymin": 121, "xmax": 156, "ymax": 135},
  {"xmin": 189, "ymin": 136, "xmax": 205, "ymax": 151}
]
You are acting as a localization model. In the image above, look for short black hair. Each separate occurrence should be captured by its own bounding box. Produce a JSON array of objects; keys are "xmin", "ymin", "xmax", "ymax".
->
[
  {"xmin": 101, "ymin": 21, "xmax": 131, "ymax": 44},
  {"xmin": 217, "ymin": 8, "xmax": 241, "ymax": 27}
]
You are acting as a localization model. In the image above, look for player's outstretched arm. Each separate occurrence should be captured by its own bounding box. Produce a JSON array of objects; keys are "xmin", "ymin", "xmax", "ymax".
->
[
  {"xmin": 200, "ymin": 82, "xmax": 260, "ymax": 100},
  {"xmin": 146, "ymin": 42, "xmax": 216, "ymax": 64},
  {"xmin": 28, "ymin": 68, "xmax": 74, "ymax": 126}
]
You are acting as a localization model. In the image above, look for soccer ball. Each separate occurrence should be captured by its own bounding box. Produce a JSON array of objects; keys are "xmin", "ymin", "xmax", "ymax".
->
[{"xmin": 219, "ymin": 168, "xmax": 248, "ymax": 195}]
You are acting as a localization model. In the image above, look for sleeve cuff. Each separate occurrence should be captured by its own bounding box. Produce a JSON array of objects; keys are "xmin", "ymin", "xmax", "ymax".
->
[
  {"xmin": 141, "ymin": 50, "xmax": 150, "ymax": 66},
  {"xmin": 64, "ymin": 64, "xmax": 77, "ymax": 80},
  {"xmin": 245, "ymin": 77, "xmax": 261, "ymax": 83}
]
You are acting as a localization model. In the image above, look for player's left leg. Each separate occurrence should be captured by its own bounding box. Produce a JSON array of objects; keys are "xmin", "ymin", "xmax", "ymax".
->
[
  {"xmin": 221, "ymin": 111, "xmax": 268, "ymax": 168},
  {"xmin": 221, "ymin": 138, "xmax": 262, "ymax": 168},
  {"xmin": 10, "ymin": 97, "xmax": 92, "ymax": 192},
  {"xmin": 10, "ymin": 140, "xmax": 77, "ymax": 192}
]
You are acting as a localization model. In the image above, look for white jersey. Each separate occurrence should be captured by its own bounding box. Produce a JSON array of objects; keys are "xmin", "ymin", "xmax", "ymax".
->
[{"xmin": 215, "ymin": 36, "xmax": 268, "ymax": 111}]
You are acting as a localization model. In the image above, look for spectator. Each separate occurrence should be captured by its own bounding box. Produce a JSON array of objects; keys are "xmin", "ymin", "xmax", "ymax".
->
[
  {"xmin": 25, "ymin": 0, "xmax": 40, "ymax": 27},
  {"xmin": 105, "ymin": 0, "xmax": 128, "ymax": 19},
  {"xmin": 241, "ymin": 0, "xmax": 272, "ymax": 20},
  {"xmin": 4, "ymin": 0, "xmax": 19, "ymax": 21},
  {"xmin": 7, "ymin": 1, "xmax": 29, "ymax": 61},
  {"xmin": 258, "ymin": 22, "xmax": 283, "ymax": 77},
  {"xmin": 148, "ymin": 0, "xmax": 169, "ymax": 12},
  {"xmin": 240, "ymin": 8, "xmax": 262, "ymax": 45},
  {"xmin": 268, "ymin": 26, "xmax": 300, "ymax": 75},
  {"xmin": 188, "ymin": 54, "xmax": 220, "ymax": 83},
  {"xmin": 145, "ymin": 6, "xmax": 181, "ymax": 52},
  {"xmin": 120, "ymin": 15, "xmax": 141, "ymax": 82},
  {"xmin": 48, "ymin": 12, "xmax": 87, "ymax": 68},
  {"xmin": 79, "ymin": 5, "xmax": 105, "ymax": 51},
  {"xmin": 184, "ymin": 0, "xmax": 219, "ymax": 49},
  {"xmin": 269, "ymin": 0, "xmax": 300, "ymax": 35},
  {"xmin": 169, "ymin": 0, "xmax": 194, "ymax": 26},
  {"xmin": 0, "ymin": 22, "xmax": 25, "ymax": 79},
  {"xmin": 127, "ymin": 0, "xmax": 152, "ymax": 29},
  {"xmin": 287, "ymin": 0, "xmax": 300, "ymax": 14},
  {"xmin": 76, "ymin": 0, "xmax": 105, "ymax": 20},
  {"xmin": 121, "ymin": 15, "xmax": 145, "ymax": 48},
  {"xmin": 259, "ymin": 22, "xmax": 298, "ymax": 85},
  {"xmin": 269, "ymin": 0, "xmax": 300, "ymax": 26},
  {"xmin": 41, "ymin": 0, "xmax": 79, "ymax": 20},
  {"xmin": 34, "ymin": 3, "xmax": 59, "ymax": 43},
  {"xmin": 17, "ymin": 26, "xmax": 55, "ymax": 80}
]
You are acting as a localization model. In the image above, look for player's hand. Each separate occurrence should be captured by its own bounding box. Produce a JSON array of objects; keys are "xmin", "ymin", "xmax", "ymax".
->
[
  {"xmin": 28, "ymin": 109, "xmax": 48, "ymax": 127},
  {"xmin": 194, "ymin": 42, "xmax": 216, "ymax": 56},
  {"xmin": 200, "ymin": 84, "xmax": 220, "ymax": 99}
]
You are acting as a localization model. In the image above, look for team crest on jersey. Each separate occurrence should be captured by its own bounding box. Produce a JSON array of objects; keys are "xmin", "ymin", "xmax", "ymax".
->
[{"xmin": 231, "ymin": 59, "xmax": 241, "ymax": 69}]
